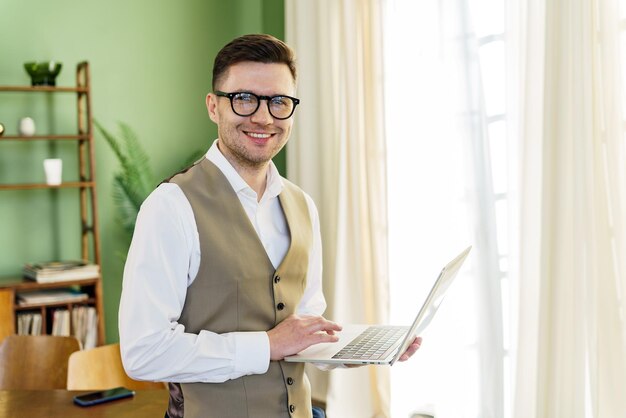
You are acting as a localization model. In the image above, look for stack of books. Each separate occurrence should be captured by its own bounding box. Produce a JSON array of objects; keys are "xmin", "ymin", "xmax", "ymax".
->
[
  {"xmin": 17, "ymin": 289, "xmax": 89, "ymax": 306},
  {"xmin": 16, "ymin": 302, "xmax": 98, "ymax": 348},
  {"xmin": 23, "ymin": 260, "xmax": 99, "ymax": 283}
]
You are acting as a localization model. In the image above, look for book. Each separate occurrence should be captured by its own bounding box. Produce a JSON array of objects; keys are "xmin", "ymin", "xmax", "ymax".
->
[
  {"xmin": 72, "ymin": 305, "xmax": 98, "ymax": 349},
  {"xmin": 17, "ymin": 289, "xmax": 89, "ymax": 306},
  {"xmin": 52, "ymin": 309, "xmax": 70, "ymax": 336},
  {"xmin": 23, "ymin": 260, "xmax": 99, "ymax": 283},
  {"xmin": 17, "ymin": 313, "xmax": 32, "ymax": 335},
  {"xmin": 17, "ymin": 312, "xmax": 43, "ymax": 335},
  {"xmin": 31, "ymin": 313, "xmax": 42, "ymax": 335}
]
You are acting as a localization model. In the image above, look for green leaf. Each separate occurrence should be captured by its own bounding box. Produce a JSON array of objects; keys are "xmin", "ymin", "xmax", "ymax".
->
[
  {"xmin": 95, "ymin": 120, "xmax": 155, "ymax": 236},
  {"xmin": 95, "ymin": 119, "xmax": 205, "ymax": 259}
]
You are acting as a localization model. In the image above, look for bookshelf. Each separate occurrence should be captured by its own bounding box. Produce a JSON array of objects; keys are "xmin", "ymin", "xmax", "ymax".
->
[{"xmin": 0, "ymin": 62, "xmax": 105, "ymax": 346}]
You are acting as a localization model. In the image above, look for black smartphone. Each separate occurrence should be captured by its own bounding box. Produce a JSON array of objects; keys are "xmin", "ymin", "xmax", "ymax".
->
[{"xmin": 73, "ymin": 387, "xmax": 135, "ymax": 407}]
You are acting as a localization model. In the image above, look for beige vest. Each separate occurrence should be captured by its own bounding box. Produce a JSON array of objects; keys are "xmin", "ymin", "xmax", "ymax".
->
[{"xmin": 166, "ymin": 159, "xmax": 313, "ymax": 418}]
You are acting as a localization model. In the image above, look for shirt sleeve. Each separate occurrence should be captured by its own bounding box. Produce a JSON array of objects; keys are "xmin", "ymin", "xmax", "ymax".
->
[{"xmin": 118, "ymin": 184, "xmax": 270, "ymax": 383}]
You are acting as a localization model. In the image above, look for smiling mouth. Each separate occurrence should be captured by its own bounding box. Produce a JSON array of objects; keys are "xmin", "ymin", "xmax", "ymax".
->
[
  {"xmin": 245, "ymin": 131, "xmax": 273, "ymax": 139},
  {"xmin": 244, "ymin": 131, "xmax": 277, "ymax": 145}
]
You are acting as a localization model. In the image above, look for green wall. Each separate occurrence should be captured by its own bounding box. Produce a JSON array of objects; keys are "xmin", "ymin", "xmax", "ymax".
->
[{"xmin": 0, "ymin": 0, "xmax": 285, "ymax": 342}]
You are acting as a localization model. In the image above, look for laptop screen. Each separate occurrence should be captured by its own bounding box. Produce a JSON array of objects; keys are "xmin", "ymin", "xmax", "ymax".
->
[{"xmin": 390, "ymin": 246, "xmax": 471, "ymax": 365}]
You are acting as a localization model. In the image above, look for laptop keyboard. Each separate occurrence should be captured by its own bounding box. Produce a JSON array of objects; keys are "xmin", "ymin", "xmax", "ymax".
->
[{"xmin": 332, "ymin": 326, "xmax": 408, "ymax": 361}]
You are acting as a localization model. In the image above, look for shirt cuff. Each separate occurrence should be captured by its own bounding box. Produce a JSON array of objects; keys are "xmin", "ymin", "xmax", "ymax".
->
[{"xmin": 234, "ymin": 331, "xmax": 270, "ymax": 375}]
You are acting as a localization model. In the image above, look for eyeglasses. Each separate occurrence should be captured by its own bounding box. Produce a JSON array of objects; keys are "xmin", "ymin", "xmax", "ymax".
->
[{"xmin": 215, "ymin": 91, "xmax": 300, "ymax": 120}]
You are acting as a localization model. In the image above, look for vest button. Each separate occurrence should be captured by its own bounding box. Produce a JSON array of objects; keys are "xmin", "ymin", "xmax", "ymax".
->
[
  {"xmin": 287, "ymin": 377, "xmax": 294, "ymax": 385},
  {"xmin": 289, "ymin": 404, "xmax": 296, "ymax": 413},
  {"xmin": 277, "ymin": 302, "xmax": 285, "ymax": 310},
  {"xmin": 274, "ymin": 276, "xmax": 281, "ymax": 284}
]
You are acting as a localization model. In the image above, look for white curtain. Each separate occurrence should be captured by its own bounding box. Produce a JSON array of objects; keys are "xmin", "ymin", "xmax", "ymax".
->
[
  {"xmin": 512, "ymin": 0, "xmax": 626, "ymax": 416},
  {"xmin": 285, "ymin": 1, "xmax": 391, "ymax": 417},
  {"xmin": 383, "ymin": 1, "xmax": 505, "ymax": 417}
]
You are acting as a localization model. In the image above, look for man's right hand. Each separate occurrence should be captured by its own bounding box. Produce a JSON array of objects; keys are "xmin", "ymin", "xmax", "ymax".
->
[{"xmin": 267, "ymin": 314, "xmax": 342, "ymax": 361}]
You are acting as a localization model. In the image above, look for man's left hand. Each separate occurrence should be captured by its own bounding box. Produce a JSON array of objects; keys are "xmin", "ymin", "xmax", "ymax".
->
[
  {"xmin": 398, "ymin": 336, "xmax": 422, "ymax": 362},
  {"xmin": 345, "ymin": 335, "xmax": 422, "ymax": 368}
]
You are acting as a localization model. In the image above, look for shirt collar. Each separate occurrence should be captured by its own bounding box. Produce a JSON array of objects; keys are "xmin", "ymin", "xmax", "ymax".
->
[{"xmin": 205, "ymin": 139, "xmax": 284, "ymax": 200}]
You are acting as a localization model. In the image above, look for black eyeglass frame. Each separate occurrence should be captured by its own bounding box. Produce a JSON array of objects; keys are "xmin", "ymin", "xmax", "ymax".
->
[{"xmin": 215, "ymin": 91, "xmax": 301, "ymax": 120}]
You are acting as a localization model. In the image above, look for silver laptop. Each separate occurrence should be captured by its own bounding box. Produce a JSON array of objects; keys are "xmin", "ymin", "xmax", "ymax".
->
[{"xmin": 284, "ymin": 246, "xmax": 471, "ymax": 366}]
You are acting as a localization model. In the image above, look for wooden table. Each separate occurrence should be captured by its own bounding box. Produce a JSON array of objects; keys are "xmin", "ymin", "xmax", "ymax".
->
[{"xmin": 0, "ymin": 389, "xmax": 169, "ymax": 417}]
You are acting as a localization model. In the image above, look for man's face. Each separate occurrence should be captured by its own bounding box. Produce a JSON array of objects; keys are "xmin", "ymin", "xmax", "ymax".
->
[{"xmin": 207, "ymin": 61, "xmax": 296, "ymax": 170}]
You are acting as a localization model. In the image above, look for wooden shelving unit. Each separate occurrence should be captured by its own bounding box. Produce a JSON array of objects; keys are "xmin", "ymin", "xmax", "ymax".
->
[
  {"xmin": 0, "ymin": 134, "xmax": 90, "ymax": 141},
  {"xmin": 0, "ymin": 62, "xmax": 105, "ymax": 346}
]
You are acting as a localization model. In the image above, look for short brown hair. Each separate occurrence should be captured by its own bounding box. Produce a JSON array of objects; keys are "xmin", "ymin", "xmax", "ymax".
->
[{"xmin": 212, "ymin": 34, "xmax": 297, "ymax": 90}]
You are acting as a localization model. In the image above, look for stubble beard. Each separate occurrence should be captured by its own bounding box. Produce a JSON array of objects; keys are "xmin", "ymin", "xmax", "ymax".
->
[{"xmin": 217, "ymin": 124, "xmax": 287, "ymax": 170}]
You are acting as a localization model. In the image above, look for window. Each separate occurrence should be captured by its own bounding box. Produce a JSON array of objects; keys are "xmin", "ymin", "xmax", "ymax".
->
[{"xmin": 383, "ymin": 1, "xmax": 511, "ymax": 417}]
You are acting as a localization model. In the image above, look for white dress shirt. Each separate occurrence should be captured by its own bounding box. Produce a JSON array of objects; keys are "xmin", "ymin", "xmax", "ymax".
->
[{"xmin": 119, "ymin": 140, "xmax": 326, "ymax": 383}]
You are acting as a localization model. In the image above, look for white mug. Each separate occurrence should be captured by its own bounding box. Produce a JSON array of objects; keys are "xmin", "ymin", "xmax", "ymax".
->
[{"xmin": 43, "ymin": 158, "xmax": 62, "ymax": 185}]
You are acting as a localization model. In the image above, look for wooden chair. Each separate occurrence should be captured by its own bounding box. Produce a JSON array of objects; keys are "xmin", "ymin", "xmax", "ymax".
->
[
  {"xmin": 0, "ymin": 335, "xmax": 81, "ymax": 389},
  {"xmin": 67, "ymin": 342, "xmax": 165, "ymax": 390}
]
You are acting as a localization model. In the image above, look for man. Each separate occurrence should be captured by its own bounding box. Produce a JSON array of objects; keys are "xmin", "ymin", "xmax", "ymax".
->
[{"xmin": 119, "ymin": 34, "xmax": 421, "ymax": 418}]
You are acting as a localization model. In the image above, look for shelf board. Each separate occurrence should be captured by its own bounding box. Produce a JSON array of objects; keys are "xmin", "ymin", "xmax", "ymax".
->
[
  {"xmin": 0, "ymin": 276, "xmax": 100, "ymax": 291},
  {"xmin": 0, "ymin": 135, "xmax": 90, "ymax": 141},
  {"xmin": 0, "ymin": 181, "xmax": 95, "ymax": 190},
  {"xmin": 0, "ymin": 86, "xmax": 88, "ymax": 93}
]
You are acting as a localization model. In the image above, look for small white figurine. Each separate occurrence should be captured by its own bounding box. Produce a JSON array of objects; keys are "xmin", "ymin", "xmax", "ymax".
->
[{"xmin": 19, "ymin": 117, "xmax": 36, "ymax": 136}]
